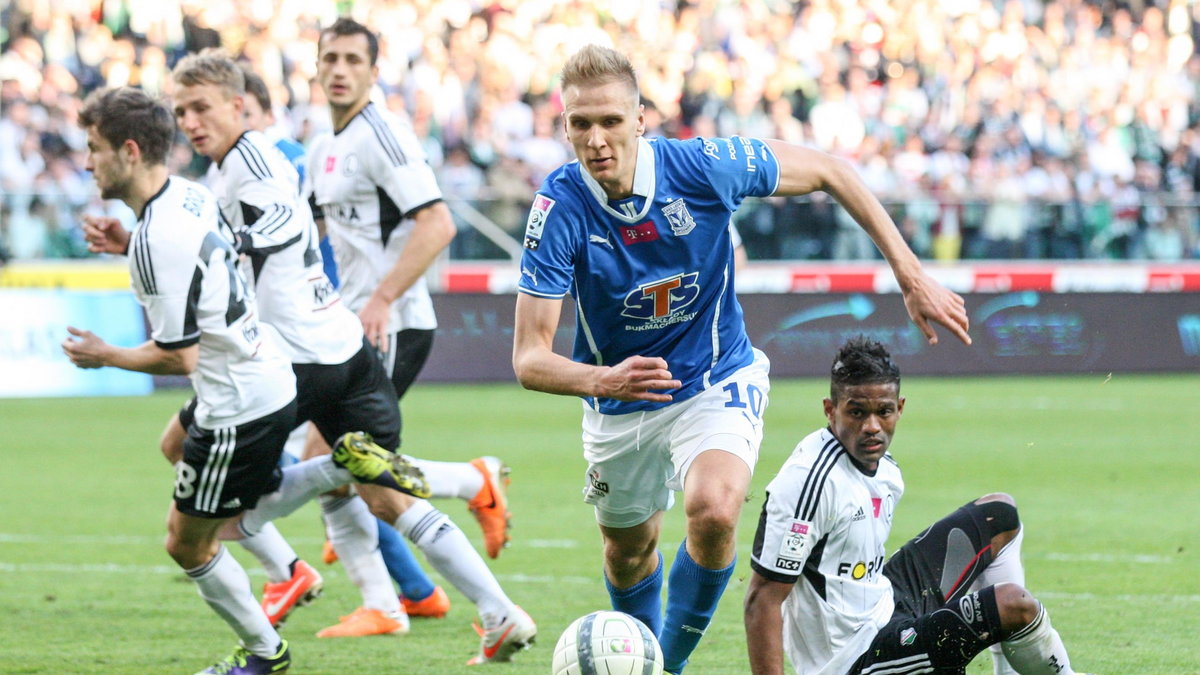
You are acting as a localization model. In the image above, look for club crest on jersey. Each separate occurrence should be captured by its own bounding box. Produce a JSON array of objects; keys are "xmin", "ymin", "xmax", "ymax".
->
[
  {"xmin": 524, "ymin": 194, "xmax": 555, "ymax": 249},
  {"xmin": 662, "ymin": 198, "xmax": 696, "ymax": 236},
  {"xmin": 342, "ymin": 154, "xmax": 359, "ymax": 177},
  {"xmin": 621, "ymin": 272, "xmax": 700, "ymax": 328}
]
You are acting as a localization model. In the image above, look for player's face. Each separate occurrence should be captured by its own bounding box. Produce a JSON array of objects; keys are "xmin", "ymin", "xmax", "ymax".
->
[
  {"xmin": 85, "ymin": 125, "xmax": 132, "ymax": 201},
  {"xmin": 562, "ymin": 79, "xmax": 645, "ymax": 199},
  {"xmin": 317, "ymin": 33, "xmax": 377, "ymax": 111},
  {"xmin": 824, "ymin": 383, "xmax": 904, "ymax": 471},
  {"xmin": 242, "ymin": 94, "xmax": 271, "ymax": 133},
  {"xmin": 173, "ymin": 82, "xmax": 245, "ymax": 161}
]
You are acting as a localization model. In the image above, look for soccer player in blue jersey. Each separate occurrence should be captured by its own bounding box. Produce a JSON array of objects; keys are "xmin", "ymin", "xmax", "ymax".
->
[{"xmin": 511, "ymin": 45, "xmax": 971, "ymax": 674}]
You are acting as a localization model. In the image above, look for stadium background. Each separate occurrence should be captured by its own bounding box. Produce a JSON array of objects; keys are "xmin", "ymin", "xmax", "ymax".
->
[{"xmin": 1, "ymin": 1, "xmax": 1198, "ymax": 673}]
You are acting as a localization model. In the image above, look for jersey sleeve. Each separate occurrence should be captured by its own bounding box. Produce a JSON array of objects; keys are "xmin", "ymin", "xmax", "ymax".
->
[
  {"xmin": 750, "ymin": 461, "xmax": 831, "ymax": 584},
  {"xmin": 362, "ymin": 112, "xmax": 444, "ymax": 217},
  {"xmin": 681, "ymin": 136, "xmax": 780, "ymax": 211},
  {"xmin": 225, "ymin": 142, "xmax": 304, "ymax": 255},
  {"xmin": 516, "ymin": 191, "xmax": 577, "ymax": 299}
]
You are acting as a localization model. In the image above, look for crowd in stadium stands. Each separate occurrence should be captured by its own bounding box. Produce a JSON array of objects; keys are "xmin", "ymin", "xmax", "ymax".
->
[{"xmin": 3, "ymin": 0, "xmax": 1200, "ymax": 263}]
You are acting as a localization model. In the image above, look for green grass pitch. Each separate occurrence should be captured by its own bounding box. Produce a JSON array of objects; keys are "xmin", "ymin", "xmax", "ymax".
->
[{"xmin": 1, "ymin": 374, "xmax": 1197, "ymax": 673}]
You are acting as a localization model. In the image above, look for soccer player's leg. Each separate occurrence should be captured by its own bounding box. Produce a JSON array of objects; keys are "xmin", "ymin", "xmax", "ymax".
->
[
  {"xmin": 658, "ymin": 352, "xmax": 769, "ymax": 674},
  {"xmin": 385, "ymin": 328, "xmax": 514, "ymax": 557},
  {"xmin": 883, "ymin": 493, "xmax": 1022, "ymax": 617},
  {"xmin": 582, "ymin": 405, "xmax": 675, "ymax": 639},
  {"xmin": 172, "ymin": 401, "xmax": 293, "ymax": 673},
  {"xmin": 301, "ymin": 357, "xmax": 410, "ymax": 637}
]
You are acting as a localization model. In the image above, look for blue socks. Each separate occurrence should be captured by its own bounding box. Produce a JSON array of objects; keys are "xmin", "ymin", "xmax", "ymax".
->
[
  {"xmin": 605, "ymin": 551, "xmax": 664, "ymax": 636},
  {"xmin": 659, "ymin": 540, "xmax": 736, "ymax": 674},
  {"xmin": 375, "ymin": 517, "xmax": 435, "ymax": 602}
]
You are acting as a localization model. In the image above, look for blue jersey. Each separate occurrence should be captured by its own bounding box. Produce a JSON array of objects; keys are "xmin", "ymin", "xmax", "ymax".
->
[{"xmin": 518, "ymin": 136, "xmax": 780, "ymax": 414}]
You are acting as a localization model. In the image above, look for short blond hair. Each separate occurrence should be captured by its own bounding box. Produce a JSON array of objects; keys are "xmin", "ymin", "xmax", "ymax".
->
[
  {"xmin": 172, "ymin": 48, "xmax": 244, "ymax": 97},
  {"xmin": 561, "ymin": 44, "xmax": 638, "ymax": 95}
]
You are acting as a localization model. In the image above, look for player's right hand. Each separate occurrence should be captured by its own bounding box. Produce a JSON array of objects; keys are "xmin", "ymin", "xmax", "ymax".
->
[
  {"xmin": 597, "ymin": 355, "xmax": 681, "ymax": 402},
  {"xmin": 82, "ymin": 215, "xmax": 130, "ymax": 255}
]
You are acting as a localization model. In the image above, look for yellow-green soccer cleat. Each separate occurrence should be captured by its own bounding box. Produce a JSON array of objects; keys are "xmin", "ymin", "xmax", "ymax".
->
[
  {"xmin": 195, "ymin": 640, "xmax": 290, "ymax": 674},
  {"xmin": 332, "ymin": 431, "xmax": 431, "ymax": 498}
]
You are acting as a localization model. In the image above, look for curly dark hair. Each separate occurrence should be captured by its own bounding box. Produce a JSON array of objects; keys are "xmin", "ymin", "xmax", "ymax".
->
[{"xmin": 830, "ymin": 336, "xmax": 900, "ymax": 402}]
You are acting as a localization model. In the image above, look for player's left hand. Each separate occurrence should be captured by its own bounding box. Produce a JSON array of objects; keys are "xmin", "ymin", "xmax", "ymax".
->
[
  {"xmin": 358, "ymin": 297, "xmax": 391, "ymax": 353},
  {"xmin": 81, "ymin": 215, "xmax": 130, "ymax": 255},
  {"xmin": 62, "ymin": 326, "xmax": 110, "ymax": 369},
  {"xmin": 901, "ymin": 273, "xmax": 971, "ymax": 345}
]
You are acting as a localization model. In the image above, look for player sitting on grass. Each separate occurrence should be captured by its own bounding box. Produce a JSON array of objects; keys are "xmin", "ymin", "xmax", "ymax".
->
[{"xmin": 745, "ymin": 336, "xmax": 1093, "ymax": 675}]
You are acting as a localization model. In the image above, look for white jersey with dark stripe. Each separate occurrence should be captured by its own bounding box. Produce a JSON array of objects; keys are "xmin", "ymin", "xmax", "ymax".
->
[
  {"xmin": 307, "ymin": 102, "xmax": 440, "ymax": 333},
  {"xmin": 209, "ymin": 130, "xmax": 361, "ymax": 365},
  {"xmin": 750, "ymin": 427, "xmax": 904, "ymax": 675},
  {"xmin": 129, "ymin": 175, "xmax": 295, "ymax": 429}
]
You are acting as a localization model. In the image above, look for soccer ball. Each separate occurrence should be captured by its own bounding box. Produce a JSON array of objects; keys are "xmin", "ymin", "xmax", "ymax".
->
[{"xmin": 551, "ymin": 610, "xmax": 664, "ymax": 675}]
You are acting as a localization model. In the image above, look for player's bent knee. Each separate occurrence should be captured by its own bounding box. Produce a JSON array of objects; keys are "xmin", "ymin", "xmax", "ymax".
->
[
  {"xmin": 993, "ymin": 582, "xmax": 1039, "ymax": 634},
  {"xmin": 972, "ymin": 495, "xmax": 1020, "ymax": 538}
]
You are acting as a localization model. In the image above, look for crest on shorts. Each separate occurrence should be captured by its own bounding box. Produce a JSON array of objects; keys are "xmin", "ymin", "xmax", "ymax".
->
[
  {"xmin": 661, "ymin": 198, "xmax": 695, "ymax": 236},
  {"xmin": 900, "ymin": 627, "xmax": 917, "ymax": 646}
]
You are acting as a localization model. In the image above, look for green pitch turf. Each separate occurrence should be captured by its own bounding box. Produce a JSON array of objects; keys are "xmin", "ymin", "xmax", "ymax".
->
[{"xmin": 1, "ymin": 374, "xmax": 1197, "ymax": 673}]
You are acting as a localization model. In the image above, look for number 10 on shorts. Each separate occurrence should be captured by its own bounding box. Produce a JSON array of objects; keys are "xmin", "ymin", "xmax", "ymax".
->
[{"xmin": 723, "ymin": 382, "xmax": 764, "ymax": 419}]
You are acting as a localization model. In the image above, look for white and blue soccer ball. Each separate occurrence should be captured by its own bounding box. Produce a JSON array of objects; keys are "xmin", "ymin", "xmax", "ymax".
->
[{"xmin": 552, "ymin": 610, "xmax": 664, "ymax": 675}]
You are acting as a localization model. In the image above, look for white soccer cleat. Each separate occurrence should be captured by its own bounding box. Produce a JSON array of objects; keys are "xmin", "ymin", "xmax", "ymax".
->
[{"xmin": 466, "ymin": 606, "xmax": 537, "ymax": 664}]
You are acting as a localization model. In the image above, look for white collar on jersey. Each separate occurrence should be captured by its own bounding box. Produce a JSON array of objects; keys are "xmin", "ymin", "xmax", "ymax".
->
[{"xmin": 578, "ymin": 136, "xmax": 655, "ymax": 223}]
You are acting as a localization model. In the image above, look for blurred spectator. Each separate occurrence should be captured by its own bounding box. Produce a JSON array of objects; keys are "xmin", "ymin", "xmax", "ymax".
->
[{"xmin": 1, "ymin": 0, "xmax": 1198, "ymax": 261}]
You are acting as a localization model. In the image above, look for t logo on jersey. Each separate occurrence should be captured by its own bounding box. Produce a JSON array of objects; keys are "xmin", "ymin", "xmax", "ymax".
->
[
  {"xmin": 620, "ymin": 221, "xmax": 659, "ymax": 245},
  {"xmin": 324, "ymin": 156, "xmax": 336, "ymax": 173},
  {"xmin": 622, "ymin": 272, "xmax": 700, "ymax": 321},
  {"xmin": 524, "ymin": 194, "xmax": 555, "ymax": 249}
]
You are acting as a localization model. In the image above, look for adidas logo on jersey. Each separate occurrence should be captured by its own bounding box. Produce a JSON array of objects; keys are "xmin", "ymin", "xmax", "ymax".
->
[{"xmin": 851, "ymin": 506, "xmax": 867, "ymax": 522}]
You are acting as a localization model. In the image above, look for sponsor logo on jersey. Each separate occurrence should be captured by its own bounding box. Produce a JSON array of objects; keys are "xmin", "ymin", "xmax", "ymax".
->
[
  {"xmin": 588, "ymin": 234, "xmax": 614, "ymax": 249},
  {"xmin": 621, "ymin": 272, "xmax": 700, "ymax": 327},
  {"xmin": 702, "ymin": 139, "xmax": 721, "ymax": 160},
  {"xmin": 619, "ymin": 221, "xmax": 659, "ymax": 246},
  {"xmin": 662, "ymin": 198, "xmax": 696, "ymax": 236},
  {"xmin": 838, "ymin": 556, "xmax": 884, "ymax": 580},
  {"xmin": 521, "ymin": 265, "xmax": 538, "ymax": 287},
  {"xmin": 523, "ymin": 194, "xmax": 554, "ymax": 250},
  {"xmin": 327, "ymin": 204, "xmax": 360, "ymax": 223},
  {"xmin": 900, "ymin": 627, "xmax": 917, "ymax": 646},
  {"xmin": 739, "ymin": 137, "xmax": 759, "ymax": 173},
  {"xmin": 872, "ymin": 497, "xmax": 882, "ymax": 518},
  {"xmin": 791, "ymin": 521, "xmax": 810, "ymax": 534},
  {"xmin": 324, "ymin": 155, "xmax": 336, "ymax": 173},
  {"xmin": 851, "ymin": 506, "xmax": 867, "ymax": 522},
  {"xmin": 775, "ymin": 557, "xmax": 801, "ymax": 571}
]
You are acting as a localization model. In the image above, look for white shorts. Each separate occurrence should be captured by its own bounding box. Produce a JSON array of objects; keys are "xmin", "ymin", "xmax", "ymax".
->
[{"xmin": 580, "ymin": 349, "xmax": 770, "ymax": 528}]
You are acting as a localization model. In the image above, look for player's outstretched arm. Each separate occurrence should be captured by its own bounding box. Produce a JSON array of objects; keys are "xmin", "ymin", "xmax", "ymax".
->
[
  {"xmin": 360, "ymin": 201, "xmax": 456, "ymax": 352},
  {"xmin": 513, "ymin": 294, "xmax": 681, "ymax": 402},
  {"xmin": 764, "ymin": 140, "xmax": 970, "ymax": 345},
  {"xmin": 81, "ymin": 215, "xmax": 131, "ymax": 255},
  {"xmin": 62, "ymin": 327, "xmax": 197, "ymax": 375},
  {"xmin": 744, "ymin": 572, "xmax": 792, "ymax": 675}
]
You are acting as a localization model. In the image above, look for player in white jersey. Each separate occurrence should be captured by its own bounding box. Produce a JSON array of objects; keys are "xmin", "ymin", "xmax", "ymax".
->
[
  {"xmin": 511, "ymin": 45, "xmax": 970, "ymax": 674},
  {"xmin": 240, "ymin": 65, "xmax": 455, "ymax": 624},
  {"xmin": 306, "ymin": 19, "xmax": 514, "ymax": 566},
  {"xmin": 66, "ymin": 86, "xmax": 429, "ymax": 675},
  {"xmin": 162, "ymin": 49, "xmax": 531, "ymax": 660},
  {"xmin": 746, "ymin": 337, "xmax": 1091, "ymax": 675}
]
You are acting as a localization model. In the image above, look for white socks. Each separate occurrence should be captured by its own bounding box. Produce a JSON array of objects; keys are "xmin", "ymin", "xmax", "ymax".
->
[
  {"xmin": 237, "ymin": 522, "xmax": 296, "ymax": 583},
  {"xmin": 394, "ymin": 499, "xmax": 510, "ymax": 624},
  {"xmin": 410, "ymin": 459, "xmax": 484, "ymax": 500},
  {"xmin": 1001, "ymin": 603, "xmax": 1077, "ymax": 675},
  {"xmin": 321, "ymin": 494, "xmax": 401, "ymax": 614},
  {"xmin": 239, "ymin": 456, "xmax": 352, "ymax": 534},
  {"xmin": 186, "ymin": 546, "xmax": 280, "ymax": 657}
]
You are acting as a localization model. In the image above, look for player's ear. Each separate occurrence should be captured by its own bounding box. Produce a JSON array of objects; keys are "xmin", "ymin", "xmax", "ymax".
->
[
  {"xmin": 896, "ymin": 397, "xmax": 905, "ymax": 415},
  {"xmin": 636, "ymin": 105, "xmax": 645, "ymax": 137},
  {"xmin": 120, "ymin": 138, "xmax": 141, "ymax": 164},
  {"xmin": 822, "ymin": 397, "xmax": 835, "ymax": 422}
]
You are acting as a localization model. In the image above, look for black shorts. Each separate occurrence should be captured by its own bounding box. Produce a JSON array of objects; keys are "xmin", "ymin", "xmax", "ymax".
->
[
  {"xmin": 174, "ymin": 398, "xmax": 297, "ymax": 519},
  {"xmin": 379, "ymin": 328, "xmax": 434, "ymax": 401},
  {"xmin": 294, "ymin": 337, "xmax": 402, "ymax": 451},
  {"xmin": 850, "ymin": 500, "xmax": 1012, "ymax": 673}
]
